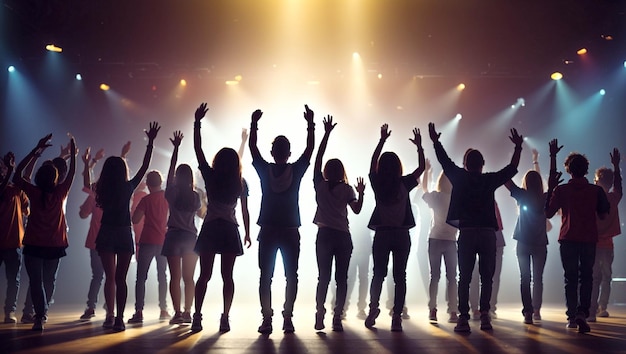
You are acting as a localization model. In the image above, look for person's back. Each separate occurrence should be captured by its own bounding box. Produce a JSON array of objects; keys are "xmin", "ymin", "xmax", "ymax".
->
[{"xmin": 137, "ymin": 190, "xmax": 168, "ymax": 245}]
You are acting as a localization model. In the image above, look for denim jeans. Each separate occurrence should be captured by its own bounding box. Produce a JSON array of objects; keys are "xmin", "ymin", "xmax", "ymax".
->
[
  {"xmin": 258, "ymin": 227, "xmax": 300, "ymax": 318},
  {"xmin": 0, "ymin": 248, "xmax": 22, "ymax": 313},
  {"xmin": 560, "ymin": 241, "xmax": 595, "ymax": 319},
  {"xmin": 23, "ymin": 255, "xmax": 60, "ymax": 319},
  {"xmin": 315, "ymin": 228, "xmax": 352, "ymax": 316},
  {"xmin": 427, "ymin": 239, "xmax": 457, "ymax": 313},
  {"xmin": 590, "ymin": 247, "xmax": 613, "ymax": 314},
  {"xmin": 516, "ymin": 242, "xmax": 547, "ymax": 314},
  {"xmin": 134, "ymin": 243, "xmax": 168, "ymax": 311},
  {"xmin": 368, "ymin": 229, "xmax": 411, "ymax": 316},
  {"xmin": 458, "ymin": 228, "xmax": 496, "ymax": 320},
  {"xmin": 86, "ymin": 248, "xmax": 104, "ymax": 310}
]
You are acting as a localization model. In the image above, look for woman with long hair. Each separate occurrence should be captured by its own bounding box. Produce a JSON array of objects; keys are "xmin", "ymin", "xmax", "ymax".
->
[
  {"xmin": 191, "ymin": 103, "xmax": 250, "ymax": 333},
  {"xmin": 163, "ymin": 131, "xmax": 201, "ymax": 324},
  {"xmin": 95, "ymin": 122, "xmax": 160, "ymax": 331}
]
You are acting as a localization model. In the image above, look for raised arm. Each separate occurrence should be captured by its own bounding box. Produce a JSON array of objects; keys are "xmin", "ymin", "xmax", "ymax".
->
[
  {"xmin": 131, "ymin": 122, "xmax": 160, "ymax": 184},
  {"xmin": 248, "ymin": 109, "xmax": 263, "ymax": 161},
  {"xmin": 194, "ymin": 103, "xmax": 210, "ymax": 167},
  {"xmin": 1, "ymin": 152, "xmax": 15, "ymax": 195},
  {"xmin": 89, "ymin": 148, "xmax": 105, "ymax": 169},
  {"xmin": 548, "ymin": 138, "xmax": 563, "ymax": 174},
  {"xmin": 508, "ymin": 128, "xmax": 524, "ymax": 169},
  {"xmin": 422, "ymin": 158, "xmax": 431, "ymax": 193},
  {"xmin": 168, "ymin": 131, "xmax": 183, "ymax": 188},
  {"xmin": 314, "ymin": 115, "xmax": 336, "ymax": 175},
  {"xmin": 13, "ymin": 134, "xmax": 52, "ymax": 186},
  {"xmin": 81, "ymin": 147, "xmax": 92, "ymax": 190},
  {"xmin": 60, "ymin": 136, "xmax": 77, "ymax": 191},
  {"xmin": 238, "ymin": 128, "xmax": 248, "ymax": 160},
  {"xmin": 301, "ymin": 104, "xmax": 316, "ymax": 162},
  {"xmin": 531, "ymin": 148, "xmax": 541, "ymax": 174},
  {"xmin": 611, "ymin": 148, "xmax": 622, "ymax": 198},
  {"xmin": 349, "ymin": 177, "xmax": 366, "ymax": 214},
  {"xmin": 371, "ymin": 124, "xmax": 391, "ymax": 174},
  {"xmin": 545, "ymin": 139, "xmax": 564, "ymax": 218},
  {"xmin": 409, "ymin": 127, "xmax": 426, "ymax": 181}
]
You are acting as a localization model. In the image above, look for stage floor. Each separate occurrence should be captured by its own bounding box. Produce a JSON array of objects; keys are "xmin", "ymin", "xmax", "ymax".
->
[{"xmin": 2, "ymin": 303, "xmax": 626, "ymax": 354}]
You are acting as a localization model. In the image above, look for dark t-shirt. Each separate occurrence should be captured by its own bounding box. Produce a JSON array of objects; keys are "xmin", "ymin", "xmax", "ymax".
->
[{"xmin": 367, "ymin": 173, "xmax": 418, "ymax": 230}]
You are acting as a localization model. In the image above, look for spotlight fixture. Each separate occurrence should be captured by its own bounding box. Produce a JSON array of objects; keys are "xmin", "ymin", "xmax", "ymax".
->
[
  {"xmin": 352, "ymin": 52, "xmax": 360, "ymax": 60},
  {"xmin": 180, "ymin": 79, "xmax": 187, "ymax": 86},
  {"xmin": 100, "ymin": 83, "xmax": 110, "ymax": 91},
  {"xmin": 517, "ymin": 98, "xmax": 525, "ymax": 107},
  {"xmin": 75, "ymin": 73, "xmax": 82, "ymax": 81},
  {"xmin": 600, "ymin": 89, "xmax": 606, "ymax": 96},
  {"xmin": 454, "ymin": 113, "xmax": 462, "ymax": 120},
  {"xmin": 46, "ymin": 44, "xmax": 63, "ymax": 53},
  {"xmin": 577, "ymin": 48, "xmax": 587, "ymax": 55},
  {"xmin": 550, "ymin": 72, "xmax": 563, "ymax": 81},
  {"xmin": 8, "ymin": 65, "xmax": 15, "ymax": 72},
  {"xmin": 457, "ymin": 83, "xmax": 466, "ymax": 91},
  {"xmin": 235, "ymin": 75, "xmax": 243, "ymax": 82}
]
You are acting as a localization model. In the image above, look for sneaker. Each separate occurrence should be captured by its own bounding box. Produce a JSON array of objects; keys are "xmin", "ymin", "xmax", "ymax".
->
[
  {"xmin": 191, "ymin": 313, "xmax": 203, "ymax": 332},
  {"xmin": 598, "ymin": 309, "xmax": 609, "ymax": 318},
  {"xmin": 428, "ymin": 309, "xmax": 437, "ymax": 322},
  {"xmin": 401, "ymin": 307, "xmax": 411, "ymax": 320},
  {"xmin": 480, "ymin": 313, "xmax": 493, "ymax": 330},
  {"xmin": 314, "ymin": 311, "xmax": 325, "ymax": 331},
  {"xmin": 219, "ymin": 313, "xmax": 230, "ymax": 333},
  {"xmin": 587, "ymin": 315, "xmax": 596, "ymax": 322},
  {"xmin": 566, "ymin": 318, "xmax": 577, "ymax": 329},
  {"xmin": 391, "ymin": 314, "xmax": 403, "ymax": 332},
  {"xmin": 356, "ymin": 309, "xmax": 367, "ymax": 320},
  {"xmin": 533, "ymin": 310, "xmax": 542, "ymax": 321},
  {"xmin": 489, "ymin": 310, "xmax": 498, "ymax": 319},
  {"xmin": 575, "ymin": 316, "xmax": 591, "ymax": 333},
  {"xmin": 80, "ymin": 308, "xmax": 95, "ymax": 320},
  {"xmin": 258, "ymin": 317, "xmax": 272, "ymax": 334},
  {"xmin": 127, "ymin": 312, "xmax": 143, "ymax": 324},
  {"xmin": 454, "ymin": 317, "xmax": 471, "ymax": 333},
  {"xmin": 21, "ymin": 312, "xmax": 35, "ymax": 324},
  {"xmin": 169, "ymin": 312, "xmax": 184, "ymax": 325},
  {"xmin": 182, "ymin": 312, "xmax": 192, "ymax": 324},
  {"xmin": 4, "ymin": 312, "xmax": 17, "ymax": 324},
  {"xmin": 32, "ymin": 317, "xmax": 44, "ymax": 331},
  {"xmin": 113, "ymin": 317, "xmax": 126, "ymax": 332},
  {"xmin": 332, "ymin": 316, "xmax": 343, "ymax": 332},
  {"xmin": 365, "ymin": 308, "xmax": 380, "ymax": 329},
  {"xmin": 103, "ymin": 314, "xmax": 115, "ymax": 329},
  {"xmin": 159, "ymin": 310, "xmax": 171, "ymax": 321},
  {"xmin": 523, "ymin": 312, "xmax": 533, "ymax": 325},
  {"xmin": 472, "ymin": 310, "xmax": 481, "ymax": 321},
  {"xmin": 283, "ymin": 316, "xmax": 295, "ymax": 333},
  {"xmin": 448, "ymin": 312, "xmax": 458, "ymax": 323}
]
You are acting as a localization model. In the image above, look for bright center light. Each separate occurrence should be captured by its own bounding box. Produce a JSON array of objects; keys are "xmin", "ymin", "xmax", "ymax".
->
[
  {"xmin": 455, "ymin": 113, "xmax": 462, "ymax": 120},
  {"xmin": 577, "ymin": 48, "xmax": 587, "ymax": 55},
  {"xmin": 75, "ymin": 73, "xmax": 82, "ymax": 81},
  {"xmin": 352, "ymin": 52, "xmax": 360, "ymax": 60},
  {"xmin": 8, "ymin": 65, "xmax": 15, "ymax": 73},
  {"xmin": 46, "ymin": 44, "xmax": 63, "ymax": 53},
  {"xmin": 100, "ymin": 83, "xmax": 110, "ymax": 91},
  {"xmin": 551, "ymin": 72, "xmax": 563, "ymax": 81},
  {"xmin": 180, "ymin": 79, "xmax": 187, "ymax": 86},
  {"xmin": 457, "ymin": 83, "xmax": 466, "ymax": 91},
  {"xmin": 600, "ymin": 89, "xmax": 606, "ymax": 96}
]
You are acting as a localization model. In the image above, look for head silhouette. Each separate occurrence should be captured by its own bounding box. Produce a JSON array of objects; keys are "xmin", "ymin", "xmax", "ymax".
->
[
  {"xmin": 271, "ymin": 135, "xmax": 291, "ymax": 164},
  {"xmin": 323, "ymin": 158, "xmax": 347, "ymax": 183},
  {"xmin": 463, "ymin": 148, "xmax": 484, "ymax": 172},
  {"xmin": 564, "ymin": 153, "xmax": 588, "ymax": 178}
]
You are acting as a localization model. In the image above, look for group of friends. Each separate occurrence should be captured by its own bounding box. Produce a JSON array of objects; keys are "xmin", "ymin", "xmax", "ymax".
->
[{"xmin": 0, "ymin": 103, "xmax": 621, "ymax": 336}]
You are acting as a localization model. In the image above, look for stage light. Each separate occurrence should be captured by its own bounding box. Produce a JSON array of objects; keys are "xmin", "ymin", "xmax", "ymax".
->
[
  {"xmin": 600, "ymin": 89, "xmax": 606, "ymax": 96},
  {"xmin": 100, "ymin": 83, "xmax": 110, "ymax": 91},
  {"xmin": 457, "ymin": 83, "xmax": 466, "ymax": 91},
  {"xmin": 377, "ymin": 73, "xmax": 382, "ymax": 79},
  {"xmin": 180, "ymin": 79, "xmax": 187, "ymax": 86},
  {"xmin": 577, "ymin": 48, "xmax": 587, "ymax": 55},
  {"xmin": 8, "ymin": 65, "xmax": 15, "ymax": 73},
  {"xmin": 235, "ymin": 75, "xmax": 243, "ymax": 82},
  {"xmin": 46, "ymin": 44, "xmax": 63, "ymax": 53},
  {"xmin": 352, "ymin": 52, "xmax": 360, "ymax": 60},
  {"xmin": 517, "ymin": 97, "xmax": 525, "ymax": 107},
  {"xmin": 225, "ymin": 80, "xmax": 239, "ymax": 86},
  {"xmin": 551, "ymin": 72, "xmax": 563, "ymax": 80},
  {"xmin": 75, "ymin": 74, "xmax": 82, "ymax": 81},
  {"xmin": 455, "ymin": 113, "xmax": 462, "ymax": 120},
  {"xmin": 623, "ymin": 60, "xmax": 626, "ymax": 68}
]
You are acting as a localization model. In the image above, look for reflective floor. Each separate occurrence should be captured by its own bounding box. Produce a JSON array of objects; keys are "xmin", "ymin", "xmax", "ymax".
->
[{"xmin": 2, "ymin": 303, "xmax": 626, "ymax": 354}]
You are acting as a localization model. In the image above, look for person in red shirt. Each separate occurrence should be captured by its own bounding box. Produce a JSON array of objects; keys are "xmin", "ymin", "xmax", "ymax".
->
[
  {"xmin": 0, "ymin": 153, "xmax": 29, "ymax": 324},
  {"xmin": 545, "ymin": 139, "xmax": 610, "ymax": 333},
  {"xmin": 589, "ymin": 148, "xmax": 621, "ymax": 321},
  {"xmin": 127, "ymin": 170, "xmax": 170, "ymax": 324},
  {"xmin": 12, "ymin": 134, "xmax": 77, "ymax": 331}
]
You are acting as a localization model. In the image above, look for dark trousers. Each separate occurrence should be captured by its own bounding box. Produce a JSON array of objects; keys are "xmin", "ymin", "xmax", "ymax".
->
[
  {"xmin": 23, "ymin": 255, "xmax": 60, "ymax": 319},
  {"xmin": 368, "ymin": 229, "xmax": 411, "ymax": 316},
  {"xmin": 315, "ymin": 227, "xmax": 353, "ymax": 316},
  {"xmin": 258, "ymin": 227, "xmax": 300, "ymax": 318},
  {"xmin": 516, "ymin": 242, "xmax": 547, "ymax": 315},
  {"xmin": 86, "ymin": 248, "xmax": 104, "ymax": 310},
  {"xmin": 457, "ymin": 228, "xmax": 496, "ymax": 320},
  {"xmin": 0, "ymin": 248, "xmax": 22, "ymax": 314},
  {"xmin": 560, "ymin": 240, "xmax": 595, "ymax": 319}
]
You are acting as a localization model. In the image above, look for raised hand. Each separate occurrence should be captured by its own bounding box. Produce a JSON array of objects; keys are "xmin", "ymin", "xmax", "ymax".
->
[
  {"xmin": 428, "ymin": 123, "xmax": 440, "ymax": 142},
  {"xmin": 3, "ymin": 152, "xmax": 15, "ymax": 169},
  {"xmin": 145, "ymin": 121, "xmax": 161, "ymax": 141},
  {"xmin": 37, "ymin": 134, "xmax": 53, "ymax": 150},
  {"xmin": 548, "ymin": 169, "xmax": 563, "ymax": 190},
  {"xmin": 323, "ymin": 115, "xmax": 336, "ymax": 133},
  {"xmin": 532, "ymin": 148, "xmax": 539, "ymax": 161},
  {"xmin": 94, "ymin": 148, "xmax": 105, "ymax": 162},
  {"xmin": 509, "ymin": 128, "xmax": 523, "ymax": 147},
  {"xmin": 195, "ymin": 103, "xmax": 208, "ymax": 122},
  {"xmin": 241, "ymin": 128, "xmax": 249, "ymax": 141},
  {"xmin": 549, "ymin": 139, "xmax": 563, "ymax": 156},
  {"xmin": 59, "ymin": 142, "xmax": 71, "ymax": 158},
  {"xmin": 121, "ymin": 141, "xmax": 131, "ymax": 158},
  {"xmin": 611, "ymin": 148, "xmax": 621, "ymax": 166},
  {"xmin": 380, "ymin": 124, "xmax": 391, "ymax": 141},
  {"xmin": 82, "ymin": 147, "xmax": 91, "ymax": 164},
  {"xmin": 251, "ymin": 109, "xmax": 263, "ymax": 124},
  {"xmin": 409, "ymin": 128, "xmax": 422, "ymax": 147},
  {"xmin": 355, "ymin": 177, "xmax": 366, "ymax": 194},
  {"xmin": 303, "ymin": 104, "xmax": 314, "ymax": 124},
  {"xmin": 170, "ymin": 130, "xmax": 184, "ymax": 147}
]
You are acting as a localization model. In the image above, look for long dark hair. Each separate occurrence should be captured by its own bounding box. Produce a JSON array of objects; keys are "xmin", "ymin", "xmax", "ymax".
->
[
  {"xmin": 376, "ymin": 151, "xmax": 402, "ymax": 204},
  {"xmin": 521, "ymin": 170, "xmax": 544, "ymax": 210},
  {"xmin": 173, "ymin": 164, "xmax": 197, "ymax": 212},
  {"xmin": 96, "ymin": 156, "xmax": 129, "ymax": 209},
  {"xmin": 207, "ymin": 148, "xmax": 242, "ymax": 204},
  {"xmin": 34, "ymin": 163, "xmax": 58, "ymax": 208}
]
